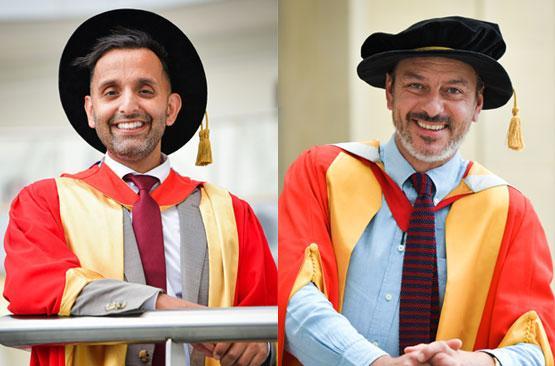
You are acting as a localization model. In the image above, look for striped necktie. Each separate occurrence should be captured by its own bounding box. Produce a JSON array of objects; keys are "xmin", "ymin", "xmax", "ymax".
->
[{"xmin": 399, "ymin": 172, "xmax": 440, "ymax": 353}]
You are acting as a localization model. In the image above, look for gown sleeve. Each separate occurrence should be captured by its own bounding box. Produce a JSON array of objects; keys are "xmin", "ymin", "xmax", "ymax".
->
[
  {"xmin": 3, "ymin": 179, "xmax": 82, "ymax": 315},
  {"xmin": 231, "ymin": 194, "xmax": 277, "ymax": 306}
]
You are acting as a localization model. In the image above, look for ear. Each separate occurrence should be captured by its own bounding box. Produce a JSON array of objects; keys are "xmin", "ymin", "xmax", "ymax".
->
[
  {"xmin": 472, "ymin": 91, "xmax": 484, "ymax": 122},
  {"xmin": 84, "ymin": 96, "xmax": 95, "ymax": 128},
  {"xmin": 165, "ymin": 93, "xmax": 182, "ymax": 127},
  {"xmin": 385, "ymin": 73, "xmax": 394, "ymax": 111}
]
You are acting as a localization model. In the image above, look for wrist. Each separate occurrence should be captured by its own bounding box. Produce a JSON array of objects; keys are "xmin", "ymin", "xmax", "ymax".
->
[
  {"xmin": 371, "ymin": 355, "xmax": 391, "ymax": 366},
  {"xmin": 155, "ymin": 293, "xmax": 203, "ymax": 309},
  {"xmin": 474, "ymin": 351, "xmax": 498, "ymax": 366},
  {"xmin": 486, "ymin": 353, "xmax": 501, "ymax": 366}
]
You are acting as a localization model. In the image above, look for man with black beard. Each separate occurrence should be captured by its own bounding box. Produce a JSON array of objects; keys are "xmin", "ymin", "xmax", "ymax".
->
[
  {"xmin": 279, "ymin": 16, "xmax": 554, "ymax": 366},
  {"xmin": 3, "ymin": 9, "xmax": 276, "ymax": 366}
]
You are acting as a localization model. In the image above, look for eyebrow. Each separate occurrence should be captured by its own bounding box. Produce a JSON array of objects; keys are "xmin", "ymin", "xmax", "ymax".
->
[
  {"xmin": 137, "ymin": 78, "xmax": 159, "ymax": 87},
  {"xmin": 399, "ymin": 71, "xmax": 425, "ymax": 80},
  {"xmin": 445, "ymin": 79, "xmax": 470, "ymax": 86},
  {"xmin": 96, "ymin": 79, "xmax": 118, "ymax": 91},
  {"xmin": 95, "ymin": 77, "xmax": 159, "ymax": 91},
  {"xmin": 399, "ymin": 71, "xmax": 471, "ymax": 86}
]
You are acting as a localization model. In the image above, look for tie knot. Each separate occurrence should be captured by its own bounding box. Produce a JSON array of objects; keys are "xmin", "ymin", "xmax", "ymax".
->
[
  {"xmin": 409, "ymin": 173, "xmax": 435, "ymax": 198},
  {"xmin": 124, "ymin": 174, "xmax": 159, "ymax": 192}
]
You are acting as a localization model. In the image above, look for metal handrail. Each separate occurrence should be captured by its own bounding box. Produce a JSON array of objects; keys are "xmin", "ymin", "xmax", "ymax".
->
[{"xmin": 0, "ymin": 306, "xmax": 277, "ymax": 348}]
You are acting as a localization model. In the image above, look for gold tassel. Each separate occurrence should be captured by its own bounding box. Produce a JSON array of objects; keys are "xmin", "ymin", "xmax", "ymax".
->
[
  {"xmin": 507, "ymin": 89, "xmax": 524, "ymax": 151},
  {"xmin": 195, "ymin": 112, "xmax": 213, "ymax": 166}
]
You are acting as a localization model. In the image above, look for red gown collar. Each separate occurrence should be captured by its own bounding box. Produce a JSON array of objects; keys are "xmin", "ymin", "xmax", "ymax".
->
[
  {"xmin": 62, "ymin": 162, "xmax": 202, "ymax": 207},
  {"xmin": 365, "ymin": 160, "xmax": 474, "ymax": 232}
]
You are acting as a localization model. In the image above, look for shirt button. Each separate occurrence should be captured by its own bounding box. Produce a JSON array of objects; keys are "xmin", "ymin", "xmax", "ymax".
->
[
  {"xmin": 138, "ymin": 349, "xmax": 150, "ymax": 363},
  {"xmin": 385, "ymin": 293, "xmax": 393, "ymax": 301},
  {"xmin": 397, "ymin": 244, "xmax": 405, "ymax": 252}
]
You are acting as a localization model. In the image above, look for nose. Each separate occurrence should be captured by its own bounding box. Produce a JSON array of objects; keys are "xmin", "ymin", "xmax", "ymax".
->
[
  {"xmin": 118, "ymin": 89, "xmax": 140, "ymax": 115},
  {"xmin": 419, "ymin": 90, "xmax": 444, "ymax": 118}
]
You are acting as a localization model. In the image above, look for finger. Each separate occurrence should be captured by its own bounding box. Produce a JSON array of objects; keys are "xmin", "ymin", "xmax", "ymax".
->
[
  {"xmin": 212, "ymin": 342, "xmax": 233, "ymax": 361},
  {"xmin": 415, "ymin": 341, "xmax": 457, "ymax": 362},
  {"xmin": 220, "ymin": 342, "xmax": 248, "ymax": 366},
  {"xmin": 401, "ymin": 352, "xmax": 432, "ymax": 366},
  {"xmin": 192, "ymin": 343, "xmax": 215, "ymax": 357},
  {"xmin": 444, "ymin": 338, "xmax": 463, "ymax": 351},
  {"xmin": 201, "ymin": 343, "xmax": 215, "ymax": 352},
  {"xmin": 234, "ymin": 343, "xmax": 258, "ymax": 366},
  {"xmin": 430, "ymin": 351, "xmax": 459, "ymax": 366},
  {"xmin": 404, "ymin": 343, "xmax": 428, "ymax": 353},
  {"xmin": 247, "ymin": 343, "xmax": 269, "ymax": 366},
  {"xmin": 405, "ymin": 339, "xmax": 462, "ymax": 355}
]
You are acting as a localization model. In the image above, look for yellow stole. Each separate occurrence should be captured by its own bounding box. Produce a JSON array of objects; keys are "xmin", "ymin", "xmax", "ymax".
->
[
  {"xmin": 290, "ymin": 143, "xmax": 552, "ymax": 364},
  {"xmin": 56, "ymin": 177, "xmax": 238, "ymax": 366}
]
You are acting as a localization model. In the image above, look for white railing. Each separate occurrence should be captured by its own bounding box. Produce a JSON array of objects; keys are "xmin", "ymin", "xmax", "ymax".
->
[{"xmin": 0, "ymin": 306, "xmax": 277, "ymax": 365}]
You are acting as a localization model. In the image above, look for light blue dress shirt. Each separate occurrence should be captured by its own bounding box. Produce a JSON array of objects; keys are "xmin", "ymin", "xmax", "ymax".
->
[{"xmin": 285, "ymin": 137, "xmax": 544, "ymax": 366}]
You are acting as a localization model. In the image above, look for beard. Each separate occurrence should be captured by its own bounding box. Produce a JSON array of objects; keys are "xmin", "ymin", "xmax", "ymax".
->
[
  {"xmin": 95, "ymin": 111, "xmax": 166, "ymax": 162},
  {"xmin": 393, "ymin": 110, "xmax": 470, "ymax": 164}
]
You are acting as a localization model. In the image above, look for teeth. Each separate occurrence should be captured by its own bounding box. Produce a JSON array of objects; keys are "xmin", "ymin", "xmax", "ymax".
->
[
  {"xmin": 117, "ymin": 121, "xmax": 144, "ymax": 130},
  {"xmin": 415, "ymin": 120, "xmax": 445, "ymax": 131}
]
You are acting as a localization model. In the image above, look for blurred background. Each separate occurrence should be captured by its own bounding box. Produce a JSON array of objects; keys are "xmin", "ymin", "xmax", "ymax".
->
[
  {"xmin": 2, "ymin": 0, "xmax": 555, "ymax": 363},
  {"xmin": 0, "ymin": 0, "xmax": 276, "ymax": 363},
  {"xmin": 280, "ymin": 0, "xmax": 554, "ymax": 285}
]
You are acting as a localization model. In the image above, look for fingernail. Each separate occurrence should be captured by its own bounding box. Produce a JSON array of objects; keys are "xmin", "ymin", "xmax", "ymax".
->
[{"xmin": 417, "ymin": 352, "xmax": 425, "ymax": 362}]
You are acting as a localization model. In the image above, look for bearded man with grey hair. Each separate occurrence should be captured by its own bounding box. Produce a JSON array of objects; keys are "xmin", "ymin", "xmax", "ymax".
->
[{"xmin": 278, "ymin": 16, "xmax": 554, "ymax": 366}]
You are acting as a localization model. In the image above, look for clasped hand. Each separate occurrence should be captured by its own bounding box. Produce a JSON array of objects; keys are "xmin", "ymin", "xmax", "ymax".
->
[{"xmin": 373, "ymin": 339, "xmax": 495, "ymax": 366}]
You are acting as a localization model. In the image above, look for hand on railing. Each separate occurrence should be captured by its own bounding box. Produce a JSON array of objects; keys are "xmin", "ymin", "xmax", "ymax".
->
[
  {"xmin": 154, "ymin": 294, "xmax": 270, "ymax": 365},
  {"xmin": 195, "ymin": 341, "xmax": 269, "ymax": 366},
  {"xmin": 155, "ymin": 293, "xmax": 204, "ymax": 310}
]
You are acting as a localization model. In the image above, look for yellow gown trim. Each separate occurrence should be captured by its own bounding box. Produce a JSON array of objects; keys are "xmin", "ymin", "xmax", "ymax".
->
[
  {"xmin": 290, "ymin": 243, "xmax": 327, "ymax": 298},
  {"xmin": 326, "ymin": 151, "xmax": 382, "ymax": 311},
  {"xmin": 437, "ymin": 186, "xmax": 508, "ymax": 349},
  {"xmin": 198, "ymin": 182, "xmax": 239, "ymax": 308},
  {"xmin": 57, "ymin": 177, "xmax": 126, "ymax": 366},
  {"xmin": 499, "ymin": 311, "xmax": 554, "ymax": 365},
  {"xmin": 198, "ymin": 183, "xmax": 240, "ymax": 366},
  {"xmin": 287, "ymin": 143, "xmax": 552, "ymax": 361},
  {"xmin": 56, "ymin": 178, "xmax": 240, "ymax": 366},
  {"xmin": 57, "ymin": 176, "xmax": 125, "ymax": 314}
]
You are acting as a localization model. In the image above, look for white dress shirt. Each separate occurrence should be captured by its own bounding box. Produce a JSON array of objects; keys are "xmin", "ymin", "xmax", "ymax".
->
[{"xmin": 103, "ymin": 153, "xmax": 183, "ymax": 300}]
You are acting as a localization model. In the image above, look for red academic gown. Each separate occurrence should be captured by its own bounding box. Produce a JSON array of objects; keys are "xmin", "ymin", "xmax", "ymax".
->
[
  {"xmin": 278, "ymin": 143, "xmax": 555, "ymax": 365},
  {"xmin": 4, "ymin": 162, "xmax": 277, "ymax": 366}
]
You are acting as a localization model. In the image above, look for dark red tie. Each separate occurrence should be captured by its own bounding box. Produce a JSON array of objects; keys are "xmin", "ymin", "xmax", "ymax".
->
[
  {"xmin": 399, "ymin": 173, "xmax": 440, "ymax": 354},
  {"xmin": 125, "ymin": 174, "xmax": 166, "ymax": 366}
]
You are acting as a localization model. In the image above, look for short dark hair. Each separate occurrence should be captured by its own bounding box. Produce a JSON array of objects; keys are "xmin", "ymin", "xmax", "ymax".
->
[{"xmin": 73, "ymin": 26, "xmax": 171, "ymax": 87}]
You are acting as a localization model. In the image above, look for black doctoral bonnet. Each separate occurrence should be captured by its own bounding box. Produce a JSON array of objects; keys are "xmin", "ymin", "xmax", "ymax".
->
[
  {"xmin": 59, "ymin": 8, "xmax": 207, "ymax": 154},
  {"xmin": 357, "ymin": 16, "xmax": 513, "ymax": 110}
]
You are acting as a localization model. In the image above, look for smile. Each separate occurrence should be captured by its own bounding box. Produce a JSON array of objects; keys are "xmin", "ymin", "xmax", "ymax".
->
[
  {"xmin": 114, "ymin": 121, "xmax": 145, "ymax": 130},
  {"xmin": 413, "ymin": 119, "xmax": 447, "ymax": 131}
]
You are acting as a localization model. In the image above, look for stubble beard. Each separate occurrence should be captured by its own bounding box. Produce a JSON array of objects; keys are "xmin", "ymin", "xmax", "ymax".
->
[
  {"xmin": 95, "ymin": 112, "xmax": 165, "ymax": 163},
  {"xmin": 393, "ymin": 110, "xmax": 469, "ymax": 164}
]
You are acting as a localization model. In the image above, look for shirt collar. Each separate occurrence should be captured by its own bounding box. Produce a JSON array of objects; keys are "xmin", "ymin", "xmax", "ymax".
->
[
  {"xmin": 381, "ymin": 135, "xmax": 468, "ymax": 203},
  {"xmin": 103, "ymin": 153, "xmax": 171, "ymax": 184}
]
